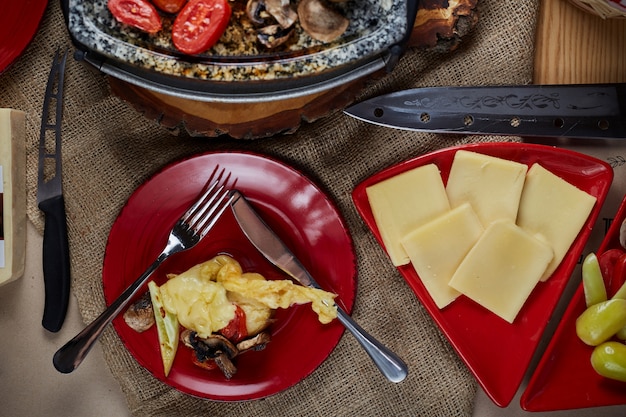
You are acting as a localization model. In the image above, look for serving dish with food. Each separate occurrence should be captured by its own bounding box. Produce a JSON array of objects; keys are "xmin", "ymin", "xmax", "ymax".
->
[
  {"xmin": 102, "ymin": 151, "xmax": 357, "ymax": 400},
  {"xmin": 61, "ymin": 0, "xmax": 418, "ymax": 102},
  {"xmin": 352, "ymin": 142, "xmax": 613, "ymax": 407},
  {"xmin": 521, "ymin": 193, "xmax": 626, "ymax": 411}
]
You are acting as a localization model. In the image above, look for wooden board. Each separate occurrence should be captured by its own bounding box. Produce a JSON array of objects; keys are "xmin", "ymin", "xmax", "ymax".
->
[{"xmin": 534, "ymin": 0, "xmax": 626, "ymax": 84}]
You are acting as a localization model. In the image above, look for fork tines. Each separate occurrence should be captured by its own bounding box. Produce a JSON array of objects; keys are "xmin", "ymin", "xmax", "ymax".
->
[{"xmin": 180, "ymin": 167, "xmax": 236, "ymax": 239}]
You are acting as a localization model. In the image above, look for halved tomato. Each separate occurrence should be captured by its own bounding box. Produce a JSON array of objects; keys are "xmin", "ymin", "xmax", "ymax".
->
[
  {"xmin": 172, "ymin": 0, "xmax": 231, "ymax": 55},
  {"xmin": 107, "ymin": 0, "xmax": 162, "ymax": 33},
  {"xmin": 219, "ymin": 305, "xmax": 248, "ymax": 344},
  {"xmin": 152, "ymin": 0, "xmax": 187, "ymax": 14}
]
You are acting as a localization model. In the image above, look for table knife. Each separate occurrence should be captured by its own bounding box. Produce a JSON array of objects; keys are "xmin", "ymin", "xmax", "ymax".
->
[
  {"xmin": 37, "ymin": 49, "xmax": 71, "ymax": 333},
  {"xmin": 344, "ymin": 84, "xmax": 626, "ymax": 139},
  {"xmin": 229, "ymin": 190, "xmax": 408, "ymax": 383}
]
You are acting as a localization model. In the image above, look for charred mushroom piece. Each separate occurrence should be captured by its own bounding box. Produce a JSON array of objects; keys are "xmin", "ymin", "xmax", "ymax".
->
[
  {"xmin": 183, "ymin": 331, "xmax": 241, "ymax": 379},
  {"xmin": 257, "ymin": 24, "xmax": 294, "ymax": 48},
  {"xmin": 190, "ymin": 333, "xmax": 240, "ymax": 360},
  {"xmin": 123, "ymin": 292, "xmax": 154, "ymax": 333},
  {"xmin": 246, "ymin": 0, "xmax": 268, "ymax": 25},
  {"xmin": 214, "ymin": 353, "xmax": 237, "ymax": 379},
  {"xmin": 265, "ymin": 0, "xmax": 298, "ymax": 28},
  {"xmin": 236, "ymin": 331, "xmax": 271, "ymax": 353},
  {"xmin": 297, "ymin": 0, "xmax": 348, "ymax": 43}
]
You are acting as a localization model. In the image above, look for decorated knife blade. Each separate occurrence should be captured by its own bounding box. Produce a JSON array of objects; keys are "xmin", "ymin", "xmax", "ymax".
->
[
  {"xmin": 344, "ymin": 84, "xmax": 626, "ymax": 139},
  {"xmin": 37, "ymin": 49, "xmax": 71, "ymax": 333}
]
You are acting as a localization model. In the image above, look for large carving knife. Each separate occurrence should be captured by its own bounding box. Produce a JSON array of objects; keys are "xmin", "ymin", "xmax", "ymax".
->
[
  {"xmin": 230, "ymin": 190, "xmax": 408, "ymax": 383},
  {"xmin": 344, "ymin": 84, "xmax": 626, "ymax": 139},
  {"xmin": 37, "ymin": 49, "xmax": 71, "ymax": 333}
]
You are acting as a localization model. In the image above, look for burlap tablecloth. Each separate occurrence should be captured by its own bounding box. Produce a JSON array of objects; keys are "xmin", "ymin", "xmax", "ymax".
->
[{"xmin": 1, "ymin": 0, "xmax": 540, "ymax": 415}]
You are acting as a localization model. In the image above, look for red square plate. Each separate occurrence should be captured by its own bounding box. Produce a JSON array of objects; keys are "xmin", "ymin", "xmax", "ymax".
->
[{"xmin": 352, "ymin": 142, "xmax": 613, "ymax": 407}]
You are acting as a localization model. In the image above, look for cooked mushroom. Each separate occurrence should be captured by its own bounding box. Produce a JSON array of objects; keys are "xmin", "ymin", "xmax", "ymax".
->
[
  {"xmin": 213, "ymin": 353, "xmax": 237, "ymax": 379},
  {"xmin": 236, "ymin": 331, "xmax": 271, "ymax": 353},
  {"xmin": 265, "ymin": 0, "xmax": 298, "ymax": 28},
  {"xmin": 188, "ymin": 333, "xmax": 240, "ymax": 360},
  {"xmin": 123, "ymin": 292, "xmax": 154, "ymax": 332},
  {"xmin": 257, "ymin": 24, "xmax": 294, "ymax": 48},
  {"xmin": 182, "ymin": 331, "xmax": 240, "ymax": 379},
  {"xmin": 297, "ymin": 0, "xmax": 348, "ymax": 43},
  {"xmin": 246, "ymin": 0, "xmax": 268, "ymax": 25}
]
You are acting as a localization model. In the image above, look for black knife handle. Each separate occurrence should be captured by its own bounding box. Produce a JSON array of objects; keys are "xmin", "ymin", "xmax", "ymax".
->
[{"xmin": 39, "ymin": 195, "xmax": 71, "ymax": 333}]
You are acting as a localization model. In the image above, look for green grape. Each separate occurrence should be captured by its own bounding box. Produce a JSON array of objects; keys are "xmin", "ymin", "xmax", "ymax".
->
[
  {"xmin": 576, "ymin": 299, "xmax": 626, "ymax": 346},
  {"xmin": 591, "ymin": 341, "xmax": 626, "ymax": 382},
  {"xmin": 582, "ymin": 252, "xmax": 607, "ymax": 307}
]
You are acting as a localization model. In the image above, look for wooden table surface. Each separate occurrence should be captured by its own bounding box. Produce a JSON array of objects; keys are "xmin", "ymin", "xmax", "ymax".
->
[{"xmin": 534, "ymin": 0, "xmax": 626, "ymax": 84}]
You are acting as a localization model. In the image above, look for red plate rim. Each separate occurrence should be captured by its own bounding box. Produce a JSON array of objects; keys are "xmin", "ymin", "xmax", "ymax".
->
[{"xmin": 0, "ymin": 0, "xmax": 48, "ymax": 74}]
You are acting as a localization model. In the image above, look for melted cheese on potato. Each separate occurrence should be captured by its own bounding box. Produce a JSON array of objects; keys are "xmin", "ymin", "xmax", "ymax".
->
[{"xmin": 159, "ymin": 255, "xmax": 337, "ymax": 337}]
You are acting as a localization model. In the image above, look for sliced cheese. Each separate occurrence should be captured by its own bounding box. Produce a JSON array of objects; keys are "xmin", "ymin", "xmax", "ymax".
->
[
  {"xmin": 517, "ymin": 163, "xmax": 596, "ymax": 281},
  {"xmin": 445, "ymin": 150, "xmax": 528, "ymax": 227},
  {"xmin": 0, "ymin": 109, "xmax": 26, "ymax": 286},
  {"xmin": 366, "ymin": 164, "xmax": 450, "ymax": 266},
  {"xmin": 449, "ymin": 220, "xmax": 553, "ymax": 323},
  {"xmin": 401, "ymin": 203, "xmax": 484, "ymax": 308}
]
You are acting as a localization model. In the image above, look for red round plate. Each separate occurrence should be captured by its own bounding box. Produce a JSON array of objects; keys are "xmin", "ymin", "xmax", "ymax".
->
[
  {"xmin": 0, "ymin": 0, "xmax": 47, "ymax": 74},
  {"xmin": 352, "ymin": 142, "xmax": 613, "ymax": 407},
  {"xmin": 103, "ymin": 151, "xmax": 357, "ymax": 401},
  {"xmin": 522, "ymin": 194, "xmax": 626, "ymax": 411}
]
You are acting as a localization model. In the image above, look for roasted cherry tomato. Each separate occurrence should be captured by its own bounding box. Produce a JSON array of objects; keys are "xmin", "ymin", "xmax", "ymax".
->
[
  {"xmin": 191, "ymin": 352, "xmax": 219, "ymax": 371},
  {"xmin": 172, "ymin": 0, "xmax": 231, "ymax": 55},
  {"xmin": 107, "ymin": 0, "xmax": 162, "ymax": 33},
  {"xmin": 152, "ymin": 0, "xmax": 187, "ymax": 14},
  {"xmin": 220, "ymin": 305, "xmax": 248, "ymax": 344}
]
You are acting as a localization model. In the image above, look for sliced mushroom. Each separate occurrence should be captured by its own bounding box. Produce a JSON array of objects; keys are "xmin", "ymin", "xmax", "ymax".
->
[
  {"xmin": 236, "ymin": 331, "xmax": 271, "ymax": 353},
  {"xmin": 123, "ymin": 292, "xmax": 154, "ymax": 333},
  {"xmin": 257, "ymin": 24, "xmax": 294, "ymax": 48},
  {"xmin": 213, "ymin": 353, "xmax": 237, "ymax": 379},
  {"xmin": 297, "ymin": 0, "xmax": 348, "ymax": 43},
  {"xmin": 246, "ymin": 0, "xmax": 267, "ymax": 25},
  {"xmin": 620, "ymin": 218, "xmax": 626, "ymax": 250},
  {"xmin": 189, "ymin": 333, "xmax": 240, "ymax": 360},
  {"xmin": 265, "ymin": 0, "xmax": 298, "ymax": 29}
]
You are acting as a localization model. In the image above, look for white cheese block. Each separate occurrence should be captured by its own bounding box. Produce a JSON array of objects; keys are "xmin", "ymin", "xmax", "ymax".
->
[
  {"xmin": 445, "ymin": 150, "xmax": 528, "ymax": 227},
  {"xmin": 366, "ymin": 164, "xmax": 450, "ymax": 266},
  {"xmin": 0, "ymin": 109, "xmax": 26, "ymax": 286},
  {"xmin": 517, "ymin": 163, "xmax": 597, "ymax": 281},
  {"xmin": 449, "ymin": 220, "xmax": 553, "ymax": 323},
  {"xmin": 401, "ymin": 203, "xmax": 484, "ymax": 308}
]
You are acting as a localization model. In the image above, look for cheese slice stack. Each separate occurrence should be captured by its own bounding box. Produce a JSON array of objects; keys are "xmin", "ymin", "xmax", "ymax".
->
[
  {"xmin": 517, "ymin": 163, "xmax": 597, "ymax": 281},
  {"xmin": 401, "ymin": 203, "xmax": 483, "ymax": 308},
  {"xmin": 366, "ymin": 164, "xmax": 450, "ymax": 266},
  {"xmin": 366, "ymin": 150, "xmax": 596, "ymax": 323},
  {"xmin": 446, "ymin": 150, "xmax": 527, "ymax": 227},
  {"xmin": 448, "ymin": 220, "xmax": 553, "ymax": 323},
  {"xmin": 0, "ymin": 109, "xmax": 26, "ymax": 286}
]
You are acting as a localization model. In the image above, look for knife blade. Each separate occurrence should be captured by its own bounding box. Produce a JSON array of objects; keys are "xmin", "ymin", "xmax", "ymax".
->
[
  {"xmin": 37, "ymin": 49, "xmax": 71, "ymax": 333},
  {"xmin": 344, "ymin": 84, "xmax": 626, "ymax": 139},
  {"xmin": 229, "ymin": 190, "xmax": 408, "ymax": 383}
]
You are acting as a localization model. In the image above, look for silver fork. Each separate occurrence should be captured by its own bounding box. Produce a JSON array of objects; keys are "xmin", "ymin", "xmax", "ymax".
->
[{"xmin": 53, "ymin": 168, "xmax": 235, "ymax": 374}]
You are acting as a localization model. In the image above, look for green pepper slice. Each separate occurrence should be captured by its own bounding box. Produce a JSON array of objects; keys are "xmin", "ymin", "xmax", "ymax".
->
[{"xmin": 148, "ymin": 281, "xmax": 179, "ymax": 376}]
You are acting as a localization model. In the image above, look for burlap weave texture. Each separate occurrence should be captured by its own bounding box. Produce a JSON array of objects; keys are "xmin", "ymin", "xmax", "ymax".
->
[{"xmin": 1, "ymin": 0, "xmax": 539, "ymax": 415}]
